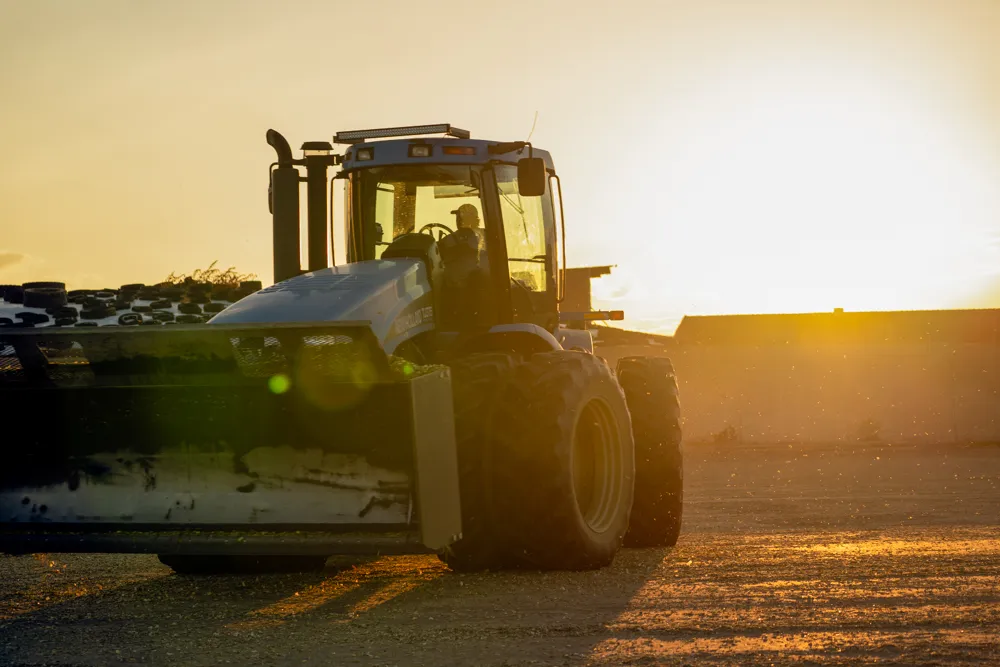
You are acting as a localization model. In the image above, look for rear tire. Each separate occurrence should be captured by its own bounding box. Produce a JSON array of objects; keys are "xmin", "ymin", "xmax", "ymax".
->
[
  {"xmin": 438, "ymin": 351, "xmax": 521, "ymax": 572},
  {"xmin": 157, "ymin": 554, "xmax": 329, "ymax": 575},
  {"xmin": 492, "ymin": 350, "xmax": 635, "ymax": 570},
  {"xmin": 616, "ymin": 356, "xmax": 684, "ymax": 548}
]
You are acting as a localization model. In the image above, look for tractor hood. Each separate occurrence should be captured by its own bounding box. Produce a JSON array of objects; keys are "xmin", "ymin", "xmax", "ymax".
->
[{"xmin": 209, "ymin": 259, "xmax": 434, "ymax": 353}]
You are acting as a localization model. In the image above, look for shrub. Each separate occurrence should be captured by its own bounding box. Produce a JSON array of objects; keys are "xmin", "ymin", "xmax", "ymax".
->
[{"xmin": 161, "ymin": 260, "xmax": 257, "ymax": 289}]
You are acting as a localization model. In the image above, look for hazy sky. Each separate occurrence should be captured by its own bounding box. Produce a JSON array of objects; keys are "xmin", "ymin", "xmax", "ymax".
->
[{"xmin": 2, "ymin": 0, "xmax": 1000, "ymax": 333}]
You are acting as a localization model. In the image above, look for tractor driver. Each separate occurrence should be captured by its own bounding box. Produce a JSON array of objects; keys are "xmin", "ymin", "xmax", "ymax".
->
[
  {"xmin": 451, "ymin": 203, "xmax": 488, "ymax": 269},
  {"xmin": 437, "ymin": 201, "xmax": 493, "ymax": 329}
]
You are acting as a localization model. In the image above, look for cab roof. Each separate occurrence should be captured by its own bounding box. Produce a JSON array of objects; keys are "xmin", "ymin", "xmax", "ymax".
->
[{"xmin": 334, "ymin": 124, "xmax": 554, "ymax": 173}]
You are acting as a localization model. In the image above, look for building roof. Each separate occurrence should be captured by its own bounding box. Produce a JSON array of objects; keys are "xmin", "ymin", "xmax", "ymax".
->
[{"xmin": 674, "ymin": 308, "xmax": 1000, "ymax": 345}]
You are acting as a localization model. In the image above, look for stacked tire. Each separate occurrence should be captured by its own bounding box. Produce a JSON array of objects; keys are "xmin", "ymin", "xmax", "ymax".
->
[
  {"xmin": 23, "ymin": 287, "xmax": 67, "ymax": 309},
  {"xmin": 0, "ymin": 285, "xmax": 24, "ymax": 304}
]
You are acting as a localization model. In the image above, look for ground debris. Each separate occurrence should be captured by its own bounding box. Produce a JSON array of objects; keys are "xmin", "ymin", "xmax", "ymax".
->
[{"xmin": 1, "ymin": 440, "xmax": 998, "ymax": 666}]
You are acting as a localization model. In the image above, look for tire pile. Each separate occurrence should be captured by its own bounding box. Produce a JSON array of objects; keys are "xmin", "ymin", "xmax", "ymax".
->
[{"xmin": 0, "ymin": 279, "xmax": 263, "ymax": 328}]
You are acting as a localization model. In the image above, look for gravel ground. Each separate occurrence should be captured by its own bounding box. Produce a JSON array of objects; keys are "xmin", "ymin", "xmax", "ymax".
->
[{"xmin": 1, "ymin": 440, "xmax": 998, "ymax": 666}]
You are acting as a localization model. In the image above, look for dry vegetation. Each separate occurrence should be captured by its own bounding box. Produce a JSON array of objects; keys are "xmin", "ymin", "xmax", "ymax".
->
[{"xmin": 161, "ymin": 260, "xmax": 258, "ymax": 289}]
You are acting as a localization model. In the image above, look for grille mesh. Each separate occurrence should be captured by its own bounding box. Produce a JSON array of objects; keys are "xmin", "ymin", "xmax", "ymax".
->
[
  {"xmin": 0, "ymin": 326, "xmax": 375, "ymax": 387},
  {"xmin": 230, "ymin": 336, "xmax": 286, "ymax": 378}
]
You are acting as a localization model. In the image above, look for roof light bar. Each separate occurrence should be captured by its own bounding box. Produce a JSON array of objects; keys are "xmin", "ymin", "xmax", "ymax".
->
[{"xmin": 334, "ymin": 123, "xmax": 471, "ymax": 144}]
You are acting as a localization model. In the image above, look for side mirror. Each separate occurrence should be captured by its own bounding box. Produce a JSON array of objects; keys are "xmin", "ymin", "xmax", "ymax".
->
[{"xmin": 517, "ymin": 157, "xmax": 547, "ymax": 197}]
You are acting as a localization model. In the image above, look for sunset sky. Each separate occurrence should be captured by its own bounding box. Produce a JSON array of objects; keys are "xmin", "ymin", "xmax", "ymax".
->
[{"xmin": 2, "ymin": 0, "xmax": 1000, "ymax": 334}]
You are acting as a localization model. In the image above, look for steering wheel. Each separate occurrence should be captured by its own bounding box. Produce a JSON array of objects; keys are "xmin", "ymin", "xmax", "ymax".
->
[{"xmin": 417, "ymin": 223, "xmax": 455, "ymax": 239}]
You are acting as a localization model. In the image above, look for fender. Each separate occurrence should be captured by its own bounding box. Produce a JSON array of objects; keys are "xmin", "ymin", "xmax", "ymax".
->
[
  {"xmin": 554, "ymin": 327, "xmax": 595, "ymax": 354},
  {"xmin": 454, "ymin": 323, "xmax": 562, "ymax": 357}
]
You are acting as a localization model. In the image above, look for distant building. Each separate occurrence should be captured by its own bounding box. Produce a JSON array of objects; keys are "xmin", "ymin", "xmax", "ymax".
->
[{"xmin": 674, "ymin": 307, "xmax": 1000, "ymax": 345}]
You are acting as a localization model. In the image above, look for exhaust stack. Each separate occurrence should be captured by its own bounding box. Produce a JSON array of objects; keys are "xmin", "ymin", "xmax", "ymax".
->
[
  {"xmin": 302, "ymin": 141, "xmax": 335, "ymax": 273},
  {"xmin": 267, "ymin": 129, "xmax": 301, "ymax": 284}
]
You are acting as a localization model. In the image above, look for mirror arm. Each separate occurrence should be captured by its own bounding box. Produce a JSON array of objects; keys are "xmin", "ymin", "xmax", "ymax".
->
[{"xmin": 553, "ymin": 173, "xmax": 567, "ymax": 303}]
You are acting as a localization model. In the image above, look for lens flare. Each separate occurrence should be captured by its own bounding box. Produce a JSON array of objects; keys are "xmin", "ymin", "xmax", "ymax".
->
[
  {"xmin": 294, "ymin": 345, "xmax": 378, "ymax": 411},
  {"xmin": 268, "ymin": 374, "xmax": 291, "ymax": 394}
]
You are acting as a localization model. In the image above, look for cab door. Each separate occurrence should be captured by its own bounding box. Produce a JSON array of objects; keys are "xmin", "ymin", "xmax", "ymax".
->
[{"xmin": 490, "ymin": 163, "xmax": 558, "ymax": 330}]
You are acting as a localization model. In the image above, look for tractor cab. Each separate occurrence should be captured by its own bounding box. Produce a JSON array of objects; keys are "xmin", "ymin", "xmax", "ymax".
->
[{"xmin": 266, "ymin": 124, "xmax": 565, "ymax": 338}]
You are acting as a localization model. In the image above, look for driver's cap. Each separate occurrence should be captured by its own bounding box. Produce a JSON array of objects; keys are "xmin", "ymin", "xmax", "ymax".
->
[{"xmin": 450, "ymin": 203, "xmax": 478, "ymax": 218}]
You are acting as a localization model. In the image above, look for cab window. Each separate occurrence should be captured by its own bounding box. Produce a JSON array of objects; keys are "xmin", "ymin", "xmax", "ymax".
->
[
  {"xmin": 355, "ymin": 165, "xmax": 484, "ymax": 260},
  {"xmin": 493, "ymin": 164, "xmax": 553, "ymax": 294}
]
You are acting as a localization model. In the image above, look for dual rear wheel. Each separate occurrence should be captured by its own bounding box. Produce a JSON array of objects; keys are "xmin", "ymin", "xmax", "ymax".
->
[{"xmin": 441, "ymin": 349, "xmax": 684, "ymax": 572}]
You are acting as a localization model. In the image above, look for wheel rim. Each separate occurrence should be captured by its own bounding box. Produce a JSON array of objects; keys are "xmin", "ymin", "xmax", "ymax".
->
[{"xmin": 571, "ymin": 397, "xmax": 622, "ymax": 533}]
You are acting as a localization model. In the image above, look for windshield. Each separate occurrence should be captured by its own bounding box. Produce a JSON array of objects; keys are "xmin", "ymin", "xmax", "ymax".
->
[{"xmin": 353, "ymin": 165, "xmax": 483, "ymax": 260}]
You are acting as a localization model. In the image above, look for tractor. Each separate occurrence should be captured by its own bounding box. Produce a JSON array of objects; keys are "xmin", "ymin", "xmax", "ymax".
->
[{"xmin": 0, "ymin": 123, "xmax": 683, "ymax": 574}]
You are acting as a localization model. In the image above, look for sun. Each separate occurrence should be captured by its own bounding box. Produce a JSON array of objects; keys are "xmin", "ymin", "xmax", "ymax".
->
[{"xmin": 600, "ymin": 60, "xmax": 1000, "ymax": 330}]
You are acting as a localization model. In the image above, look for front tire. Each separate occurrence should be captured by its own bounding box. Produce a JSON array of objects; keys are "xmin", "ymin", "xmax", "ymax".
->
[
  {"xmin": 492, "ymin": 350, "xmax": 635, "ymax": 570},
  {"xmin": 438, "ymin": 352, "xmax": 521, "ymax": 571}
]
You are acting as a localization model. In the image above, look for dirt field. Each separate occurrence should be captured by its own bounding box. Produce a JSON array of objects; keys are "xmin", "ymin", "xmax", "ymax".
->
[{"xmin": 1, "ymin": 440, "xmax": 998, "ymax": 666}]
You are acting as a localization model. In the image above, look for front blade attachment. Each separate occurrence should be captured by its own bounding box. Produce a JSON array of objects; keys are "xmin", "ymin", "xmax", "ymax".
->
[{"xmin": 0, "ymin": 322, "xmax": 459, "ymax": 555}]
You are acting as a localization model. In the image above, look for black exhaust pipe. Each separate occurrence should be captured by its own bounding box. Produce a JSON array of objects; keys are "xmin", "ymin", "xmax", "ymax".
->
[
  {"xmin": 267, "ymin": 129, "xmax": 301, "ymax": 284},
  {"xmin": 302, "ymin": 141, "xmax": 335, "ymax": 273}
]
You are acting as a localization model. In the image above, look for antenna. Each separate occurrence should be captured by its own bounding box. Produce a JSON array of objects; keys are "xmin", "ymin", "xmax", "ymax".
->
[{"xmin": 526, "ymin": 110, "xmax": 538, "ymax": 143}]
